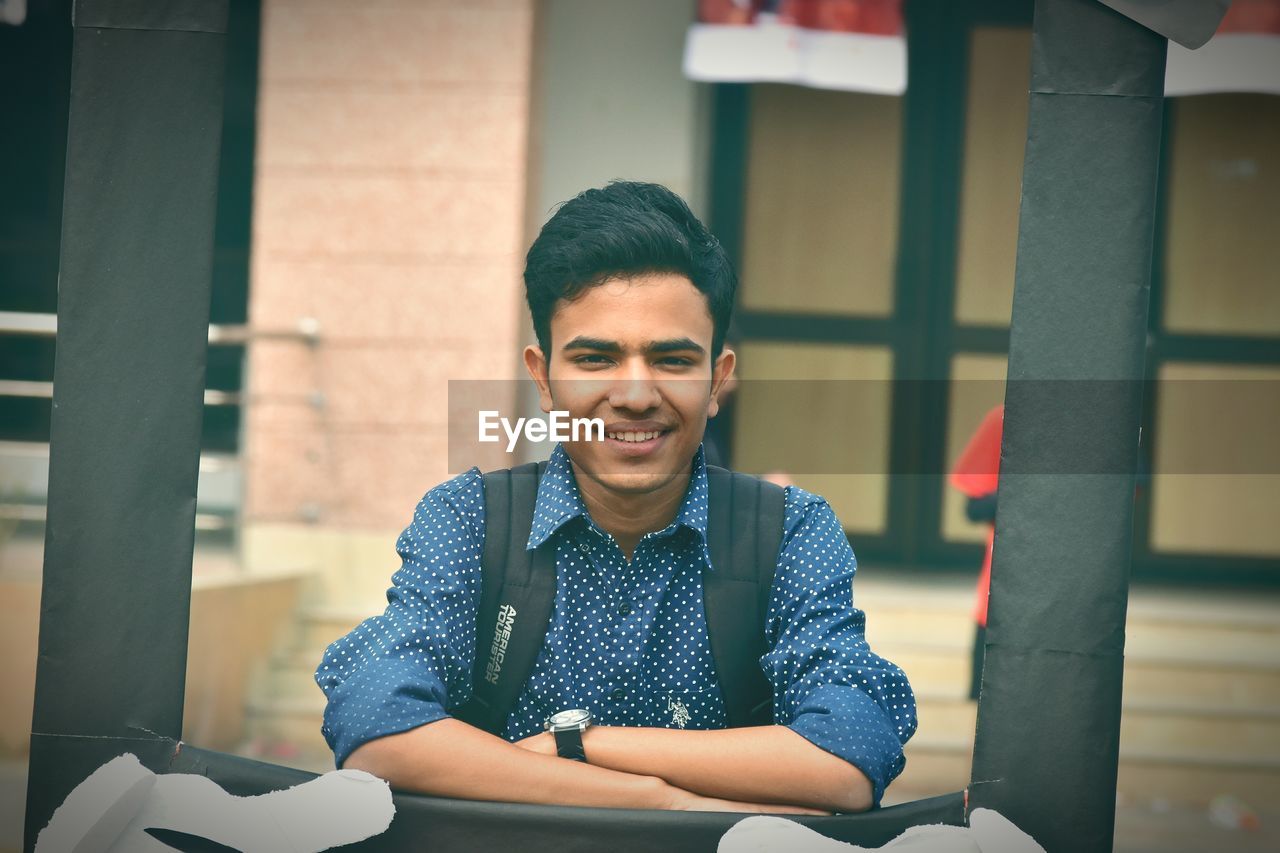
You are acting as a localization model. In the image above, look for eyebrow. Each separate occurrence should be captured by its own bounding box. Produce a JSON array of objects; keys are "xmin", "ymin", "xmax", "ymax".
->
[
  {"xmin": 647, "ymin": 338, "xmax": 706, "ymax": 356},
  {"xmin": 561, "ymin": 336, "xmax": 706, "ymax": 356}
]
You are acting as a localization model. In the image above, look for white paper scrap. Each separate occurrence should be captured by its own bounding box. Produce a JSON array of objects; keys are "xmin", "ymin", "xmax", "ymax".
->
[
  {"xmin": 34, "ymin": 755, "xmax": 157, "ymax": 853},
  {"xmin": 719, "ymin": 807, "xmax": 1045, "ymax": 853},
  {"xmin": 36, "ymin": 753, "xmax": 395, "ymax": 853}
]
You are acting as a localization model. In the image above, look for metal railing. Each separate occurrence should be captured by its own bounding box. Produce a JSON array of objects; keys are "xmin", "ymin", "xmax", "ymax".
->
[
  {"xmin": 0, "ymin": 440, "xmax": 240, "ymax": 533},
  {"xmin": 0, "ymin": 502, "xmax": 233, "ymax": 531},
  {"xmin": 0, "ymin": 311, "xmax": 322, "ymax": 532},
  {"xmin": 0, "ymin": 310, "xmax": 321, "ymax": 407},
  {"xmin": 0, "ymin": 378, "xmax": 243, "ymax": 406},
  {"xmin": 0, "ymin": 311, "xmax": 320, "ymax": 345}
]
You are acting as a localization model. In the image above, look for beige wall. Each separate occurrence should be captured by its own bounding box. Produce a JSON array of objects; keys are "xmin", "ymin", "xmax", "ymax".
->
[
  {"xmin": 0, "ymin": 569, "xmax": 303, "ymax": 758},
  {"xmin": 244, "ymin": 0, "xmax": 535, "ymax": 540},
  {"xmin": 0, "ymin": 577, "xmax": 38, "ymax": 757},
  {"xmin": 530, "ymin": 0, "xmax": 708, "ymax": 225}
]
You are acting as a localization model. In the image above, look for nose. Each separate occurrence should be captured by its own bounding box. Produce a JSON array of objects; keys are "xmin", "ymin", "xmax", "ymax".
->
[{"xmin": 607, "ymin": 359, "xmax": 661, "ymax": 412}]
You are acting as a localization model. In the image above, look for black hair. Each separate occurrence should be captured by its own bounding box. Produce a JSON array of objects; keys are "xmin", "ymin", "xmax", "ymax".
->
[{"xmin": 523, "ymin": 181, "xmax": 737, "ymax": 358}]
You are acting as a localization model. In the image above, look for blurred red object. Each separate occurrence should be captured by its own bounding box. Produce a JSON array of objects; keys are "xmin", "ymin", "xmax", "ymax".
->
[
  {"xmin": 1219, "ymin": 0, "xmax": 1280, "ymax": 34},
  {"xmin": 951, "ymin": 405, "xmax": 1003, "ymax": 498},
  {"xmin": 780, "ymin": 0, "xmax": 903, "ymax": 35},
  {"xmin": 950, "ymin": 405, "xmax": 1004, "ymax": 628},
  {"xmin": 698, "ymin": 0, "xmax": 765, "ymax": 25}
]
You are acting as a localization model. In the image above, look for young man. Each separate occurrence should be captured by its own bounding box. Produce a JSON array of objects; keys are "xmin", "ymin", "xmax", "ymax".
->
[{"xmin": 315, "ymin": 182, "xmax": 916, "ymax": 815}]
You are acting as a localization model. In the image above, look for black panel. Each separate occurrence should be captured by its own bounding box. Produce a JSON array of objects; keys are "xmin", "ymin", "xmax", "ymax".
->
[
  {"xmin": 24, "ymin": 4, "xmax": 229, "ymax": 848},
  {"xmin": 967, "ymin": 0, "xmax": 1166, "ymax": 850}
]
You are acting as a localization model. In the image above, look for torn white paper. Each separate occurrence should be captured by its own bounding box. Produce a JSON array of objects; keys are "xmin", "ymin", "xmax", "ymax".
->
[
  {"xmin": 718, "ymin": 808, "xmax": 1046, "ymax": 853},
  {"xmin": 36, "ymin": 753, "xmax": 395, "ymax": 853},
  {"xmin": 1165, "ymin": 34, "xmax": 1280, "ymax": 96},
  {"xmin": 683, "ymin": 21, "xmax": 907, "ymax": 95}
]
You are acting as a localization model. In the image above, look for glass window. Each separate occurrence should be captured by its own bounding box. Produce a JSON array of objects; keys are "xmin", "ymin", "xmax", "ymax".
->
[
  {"xmin": 740, "ymin": 85, "xmax": 902, "ymax": 317},
  {"xmin": 953, "ymin": 27, "xmax": 1031, "ymax": 328},
  {"xmin": 732, "ymin": 341, "xmax": 893, "ymax": 533},
  {"xmin": 1164, "ymin": 95, "xmax": 1280, "ymax": 336}
]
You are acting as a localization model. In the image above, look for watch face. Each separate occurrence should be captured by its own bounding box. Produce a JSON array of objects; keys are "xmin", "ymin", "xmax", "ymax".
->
[{"xmin": 546, "ymin": 709, "xmax": 591, "ymax": 730}]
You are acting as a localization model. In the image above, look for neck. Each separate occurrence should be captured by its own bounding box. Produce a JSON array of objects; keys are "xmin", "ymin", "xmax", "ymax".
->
[{"xmin": 571, "ymin": 460, "xmax": 692, "ymax": 562}]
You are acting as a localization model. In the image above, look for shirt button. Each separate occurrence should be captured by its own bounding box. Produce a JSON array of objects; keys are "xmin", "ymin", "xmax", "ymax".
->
[
  {"xmin": 617, "ymin": 602, "xmax": 632, "ymax": 617},
  {"xmin": 609, "ymin": 687, "xmax": 626, "ymax": 702},
  {"xmin": 577, "ymin": 542, "xmax": 590, "ymax": 554}
]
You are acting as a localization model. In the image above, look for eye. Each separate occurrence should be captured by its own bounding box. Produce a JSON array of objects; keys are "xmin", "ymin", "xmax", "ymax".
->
[
  {"xmin": 572, "ymin": 354, "xmax": 613, "ymax": 366},
  {"xmin": 657, "ymin": 356, "xmax": 695, "ymax": 367}
]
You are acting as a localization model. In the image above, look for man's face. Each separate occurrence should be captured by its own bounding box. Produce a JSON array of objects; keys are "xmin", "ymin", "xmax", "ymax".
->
[{"xmin": 523, "ymin": 272, "xmax": 735, "ymax": 496}]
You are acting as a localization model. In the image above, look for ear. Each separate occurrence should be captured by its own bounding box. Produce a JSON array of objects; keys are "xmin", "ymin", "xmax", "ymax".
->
[
  {"xmin": 707, "ymin": 347, "xmax": 736, "ymax": 419},
  {"xmin": 523, "ymin": 344, "xmax": 555, "ymax": 413}
]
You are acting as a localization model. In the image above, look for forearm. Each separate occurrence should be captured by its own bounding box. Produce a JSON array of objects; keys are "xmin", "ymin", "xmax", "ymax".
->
[
  {"xmin": 568, "ymin": 725, "xmax": 872, "ymax": 813},
  {"xmin": 344, "ymin": 718, "xmax": 674, "ymax": 810},
  {"xmin": 345, "ymin": 718, "xmax": 826, "ymax": 814}
]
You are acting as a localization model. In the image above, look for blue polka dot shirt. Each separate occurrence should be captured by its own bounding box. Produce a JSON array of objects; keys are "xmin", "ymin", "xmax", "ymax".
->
[{"xmin": 316, "ymin": 444, "xmax": 917, "ymax": 806}]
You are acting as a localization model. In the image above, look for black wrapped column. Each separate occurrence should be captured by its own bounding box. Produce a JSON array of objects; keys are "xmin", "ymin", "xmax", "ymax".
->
[
  {"xmin": 967, "ymin": 1, "xmax": 1166, "ymax": 851},
  {"xmin": 23, "ymin": 1, "xmax": 228, "ymax": 849}
]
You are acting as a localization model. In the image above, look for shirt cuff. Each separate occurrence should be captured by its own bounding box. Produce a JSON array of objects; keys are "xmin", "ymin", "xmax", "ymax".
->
[
  {"xmin": 784, "ymin": 683, "xmax": 907, "ymax": 808},
  {"xmin": 319, "ymin": 658, "xmax": 453, "ymax": 768}
]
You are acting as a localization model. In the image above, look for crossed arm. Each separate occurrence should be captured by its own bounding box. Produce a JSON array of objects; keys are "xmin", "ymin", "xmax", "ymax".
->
[
  {"xmin": 325, "ymin": 478, "xmax": 911, "ymax": 814},
  {"xmin": 343, "ymin": 717, "xmax": 870, "ymax": 813}
]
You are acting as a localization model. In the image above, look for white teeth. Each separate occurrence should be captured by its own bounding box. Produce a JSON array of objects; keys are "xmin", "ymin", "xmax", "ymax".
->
[{"xmin": 608, "ymin": 430, "xmax": 662, "ymax": 443}]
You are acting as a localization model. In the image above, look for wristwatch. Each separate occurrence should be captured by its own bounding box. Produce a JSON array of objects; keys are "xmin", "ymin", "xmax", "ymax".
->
[{"xmin": 544, "ymin": 709, "xmax": 593, "ymax": 762}]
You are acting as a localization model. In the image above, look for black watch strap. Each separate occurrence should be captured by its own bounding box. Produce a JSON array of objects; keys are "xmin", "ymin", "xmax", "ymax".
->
[{"xmin": 552, "ymin": 727, "xmax": 587, "ymax": 762}]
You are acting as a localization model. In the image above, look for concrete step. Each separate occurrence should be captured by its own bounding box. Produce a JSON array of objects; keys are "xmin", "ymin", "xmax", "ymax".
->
[
  {"xmin": 297, "ymin": 605, "xmax": 382, "ymax": 653},
  {"xmin": 255, "ymin": 659, "xmax": 327, "ymax": 703},
  {"xmin": 243, "ymin": 699, "xmax": 328, "ymax": 756},
  {"xmin": 913, "ymin": 694, "xmax": 1280, "ymax": 763},
  {"xmin": 1113, "ymin": 758, "xmax": 1280, "ymax": 809},
  {"xmin": 233, "ymin": 737, "xmax": 334, "ymax": 776},
  {"xmin": 878, "ymin": 643, "xmax": 1280, "ymax": 712},
  {"xmin": 858, "ymin": 575, "xmax": 1280, "ymax": 643},
  {"xmin": 865, "ymin": 611, "xmax": 1280, "ymax": 670},
  {"xmin": 1119, "ymin": 707, "xmax": 1280, "ymax": 764},
  {"xmin": 1125, "ymin": 623, "xmax": 1280, "ymax": 669},
  {"xmin": 894, "ymin": 735, "xmax": 1280, "ymax": 807},
  {"xmin": 1122, "ymin": 660, "xmax": 1280, "ymax": 711},
  {"xmin": 889, "ymin": 742, "xmax": 972, "ymax": 800},
  {"xmin": 855, "ymin": 575, "xmax": 1280, "ymax": 630}
]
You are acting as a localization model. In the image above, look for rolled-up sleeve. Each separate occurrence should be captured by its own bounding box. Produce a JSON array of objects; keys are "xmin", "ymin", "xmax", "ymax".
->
[
  {"xmin": 315, "ymin": 468, "xmax": 485, "ymax": 767},
  {"xmin": 761, "ymin": 489, "xmax": 918, "ymax": 807}
]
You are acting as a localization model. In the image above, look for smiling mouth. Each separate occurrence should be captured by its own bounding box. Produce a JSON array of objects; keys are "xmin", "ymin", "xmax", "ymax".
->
[{"xmin": 605, "ymin": 430, "xmax": 669, "ymax": 443}]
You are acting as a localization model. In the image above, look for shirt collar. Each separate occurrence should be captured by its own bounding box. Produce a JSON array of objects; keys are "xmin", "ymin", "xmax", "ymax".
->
[{"xmin": 526, "ymin": 444, "xmax": 714, "ymax": 569}]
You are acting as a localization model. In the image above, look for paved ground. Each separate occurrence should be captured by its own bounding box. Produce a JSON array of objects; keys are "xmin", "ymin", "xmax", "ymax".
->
[
  {"xmin": 0, "ymin": 761, "xmax": 24, "ymax": 853},
  {"xmin": 1113, "ymin": 794, "xmax": 1278, "ymax": 853}
]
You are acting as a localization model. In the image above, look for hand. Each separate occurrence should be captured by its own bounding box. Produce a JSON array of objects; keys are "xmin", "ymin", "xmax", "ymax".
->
[
  {"xmin": 662, "ymin": 784, "xmax": 830, "ymax": 816},
  {"xmin": 513, "ymin": 731, "xmax": 558, "ymax": 757}
]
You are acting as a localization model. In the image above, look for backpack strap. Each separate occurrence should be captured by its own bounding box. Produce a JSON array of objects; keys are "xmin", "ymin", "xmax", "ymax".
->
[
  {"xmin": 704, "ymin": 465, "xmax": 786, "ymax": 728},
  {"xmin": 455, "ymin": 460, "xmax": 556, "ymax": 735}
]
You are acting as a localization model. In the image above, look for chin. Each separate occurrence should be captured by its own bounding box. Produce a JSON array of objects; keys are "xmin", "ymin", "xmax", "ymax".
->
[
  {"xmin": 569, "ymin": 453, "xmax": 683, "ymax": 495},
  {"xmin": 586, "ymin": 467, "xmax": 673, "ymax": 494}
]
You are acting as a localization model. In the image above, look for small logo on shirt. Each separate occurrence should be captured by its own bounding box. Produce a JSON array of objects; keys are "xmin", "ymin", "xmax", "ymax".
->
[
  {"xmin": 484, "ymin": 604, "xmax": 517, "ymax": 684},
  {"xmin": 668, "ymin": 696, "xmax": 690, "ymax": 729}
]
